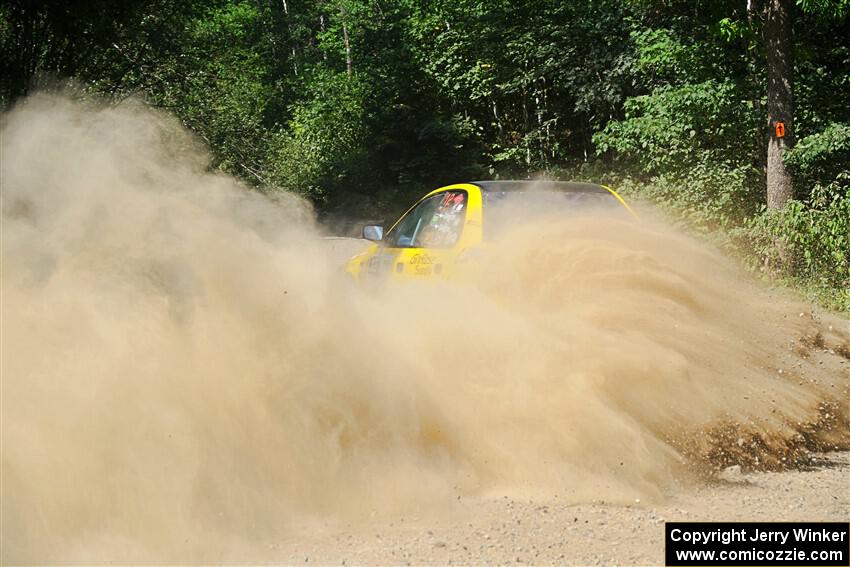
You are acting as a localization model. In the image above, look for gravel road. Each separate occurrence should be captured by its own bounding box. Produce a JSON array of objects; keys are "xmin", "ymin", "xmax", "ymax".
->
[{"xmin": 270, "ymin": 451, "xmax": 849, "ymax": 566}]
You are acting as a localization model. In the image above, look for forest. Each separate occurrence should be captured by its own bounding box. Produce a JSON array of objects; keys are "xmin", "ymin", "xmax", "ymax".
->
[{"xmin": 2, "ymin": 0, "xmax": 848, "ymax": 307}]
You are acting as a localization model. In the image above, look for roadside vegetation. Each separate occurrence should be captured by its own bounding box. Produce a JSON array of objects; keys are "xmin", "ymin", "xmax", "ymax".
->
[{"xmin": 2, "ymin": 0, "xmax": 848, "ymax": 308}]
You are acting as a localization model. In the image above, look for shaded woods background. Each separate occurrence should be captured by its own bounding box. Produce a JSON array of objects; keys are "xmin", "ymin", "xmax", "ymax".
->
[{"xmin": 1, "ymin": 0, "xmax": 848, "ymax": 305}]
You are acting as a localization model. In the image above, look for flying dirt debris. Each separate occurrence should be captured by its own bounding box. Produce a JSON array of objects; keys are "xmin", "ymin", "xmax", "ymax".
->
[{"xmin": 1, "ymin": 94, "xmax": 848, "ymax": 564}]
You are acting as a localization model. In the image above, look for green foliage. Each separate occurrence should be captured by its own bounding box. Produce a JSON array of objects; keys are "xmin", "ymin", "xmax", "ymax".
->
[
  {"xmin": 786, "ymin": 122, "xmax": 850, "ymax": 190},
  {"xmin": 593, "ymin": 79, "xmax": 763, "ymax": 225},
  {"xmin": 408, "ymin": 0, "xmax": 635, "ymax": 172},
  {"xmin": 595, "ymin": 81, "xmax": 758, "ymax": 172},
  {"xmin": 268, "ymin": 70, "xmax": 369, "ymax": 203},
  {"xmin": 595, "ymin": 20, "xmax": 761, "ymax": 210},
  {"xmin": 623, "ymin": 165, "xmax": 761, "ymax": 227},
  {"xmin": 631, "ymin": 28, "xmax": 694, "ymax": 81},
  {"xmin": 795, "ymin": 0, "xmax": 850, "ymax": 19},
  {"xmin": 174, "ymin": 2, "xmax": 276, "ymax": 180},
  {"xmin": 714, "ymin": 18, "xmax": 759, "ymax": 44},
  {"xmin": 744, "ymin": 186, "xmax": 850, "ymax": 309}
]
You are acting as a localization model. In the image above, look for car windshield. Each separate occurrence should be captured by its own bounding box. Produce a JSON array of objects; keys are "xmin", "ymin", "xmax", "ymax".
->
[
  {"xmin": 483, "ymin": 190, "xmax": 625, "ymax": 240},
  {"xmin": 386, "ymin": 190, "xmax": 467, "ymax": 248}
]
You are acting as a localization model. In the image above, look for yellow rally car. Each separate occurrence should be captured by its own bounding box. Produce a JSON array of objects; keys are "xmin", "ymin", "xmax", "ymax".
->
[{"xmin": 345, "ymin": 180, "xmax": 636, "ymax": 282}]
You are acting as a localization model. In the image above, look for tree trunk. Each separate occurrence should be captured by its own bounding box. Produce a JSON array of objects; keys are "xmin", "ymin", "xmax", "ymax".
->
[
  {"xmin": 281, "ymin": 0, "xmax": 299, "ymax": 76},
  {"xmin": 764, "ymin": 0, "xmax": 794, "ymax": 210},
  {"xmin": 342, "ymin": 22, "xmax": 352, "ymax": 77},
  {"xmin": 340, "ymin": 5, "xmax": 353, "ymax": 77}
]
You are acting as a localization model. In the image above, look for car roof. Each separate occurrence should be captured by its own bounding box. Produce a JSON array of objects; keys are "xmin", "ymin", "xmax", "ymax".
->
[{"xmin": 471, "ymin": 180, "xmax": 609, "ymax": 194}]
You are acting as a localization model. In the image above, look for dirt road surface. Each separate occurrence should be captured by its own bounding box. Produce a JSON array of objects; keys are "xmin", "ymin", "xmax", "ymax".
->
[{"xmin": 273, "ymin": 451, "xmax": 849, "ymax": 566}]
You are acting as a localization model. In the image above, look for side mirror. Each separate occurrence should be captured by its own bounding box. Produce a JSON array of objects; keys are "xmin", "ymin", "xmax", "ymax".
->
[{"xmin": 362, "ymin": 225, "xmax": 384, "ymax": 242}]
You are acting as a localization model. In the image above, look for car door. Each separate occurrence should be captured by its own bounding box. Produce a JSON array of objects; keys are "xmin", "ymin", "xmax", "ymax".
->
[{"xmin": 368, "ymin": 187, "xmax": 478, "ymax": 281}]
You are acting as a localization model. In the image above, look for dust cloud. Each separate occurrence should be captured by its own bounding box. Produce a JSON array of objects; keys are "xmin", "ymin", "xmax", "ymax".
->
[{"xmin": 2, "ymin": 94, "xmax": 848, "ymax": 563}]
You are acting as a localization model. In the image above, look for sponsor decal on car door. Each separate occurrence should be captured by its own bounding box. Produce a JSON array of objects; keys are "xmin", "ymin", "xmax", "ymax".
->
[{"xmin": 375, "ymin": 190, "xmax": 468, "ymax": 280}]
